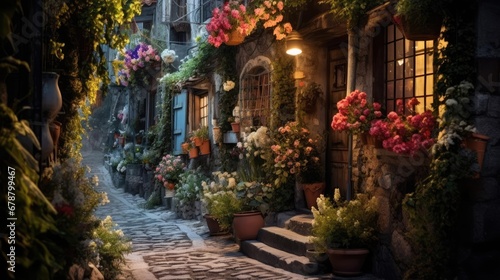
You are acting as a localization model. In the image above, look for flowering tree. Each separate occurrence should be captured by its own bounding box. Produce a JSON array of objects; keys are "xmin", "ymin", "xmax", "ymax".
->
[
  {"xmin": 330, "ymin": 90, "xmax": 382, "ymax": 134},
  {"xmin": 369, "ymin": 98, "xmax": 436, "ymax": 155}
]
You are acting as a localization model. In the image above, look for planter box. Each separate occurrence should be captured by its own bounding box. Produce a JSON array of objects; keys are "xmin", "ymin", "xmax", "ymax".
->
[
  {"xmin": 125, "ymin": 164, "xmax": 143, "ymax": 195},
  {"xmin": 223, "ymin": 132, "xmax": 238, "ymax": 143}
]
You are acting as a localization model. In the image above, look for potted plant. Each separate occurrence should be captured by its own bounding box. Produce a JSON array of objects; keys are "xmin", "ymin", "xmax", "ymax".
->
[
  {"xmin": 311, "ymin": 191, "xmax": 379, "ymax": 276},
  {"xmin": 206, "ymin": 0, "xmax": 257, "ymax": 47},
  {"xmin": 154, "ymin": 154, "xmax": 186, "ymax": 196},
  {"xmin": 202, "ymin": 171, "xmax": 242, "ymax": 234},
  {"xmin": 393, "ymin": 0, "xmax": 445, "ymax": 41},
  {"xmin": 228, "ymin": 116, "xmax": 240, "ymax": 133}
]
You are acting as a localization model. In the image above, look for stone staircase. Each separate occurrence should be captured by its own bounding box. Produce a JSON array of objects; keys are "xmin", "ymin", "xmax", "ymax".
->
[{"xmin": 240, "ymin": 211, "xmax": 330, "ymax": 276}]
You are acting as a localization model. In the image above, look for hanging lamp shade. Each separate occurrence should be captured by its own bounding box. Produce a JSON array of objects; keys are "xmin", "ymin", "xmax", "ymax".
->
[{"xmin": 286, "ymin": 31, "xmax": 303, "ymax": 56}]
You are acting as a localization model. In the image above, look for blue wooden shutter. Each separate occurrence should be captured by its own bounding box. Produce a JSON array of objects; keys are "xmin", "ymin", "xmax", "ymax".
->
[{"xmin": 172, "ymin": 89, "xmax": 187, "ymax": 155}]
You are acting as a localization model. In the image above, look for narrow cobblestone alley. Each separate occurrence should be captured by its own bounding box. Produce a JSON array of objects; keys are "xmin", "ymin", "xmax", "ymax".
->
[{"xmin": 81, "ymin": 147, "xmax": 329, "ymax": 280}]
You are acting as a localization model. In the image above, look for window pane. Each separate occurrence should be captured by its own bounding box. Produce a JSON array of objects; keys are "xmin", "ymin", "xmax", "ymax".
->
[
  {"xmin": 405, "ymin": 78, "xmax": 414, "ymax": 98},
  {"xmin": 415, "ymin": 76, "xmax": 425, "ymax": 96},
  {"xmin": 415, "ymin": 97, "xmax": 425, "ymax": 113},
  {"xmin": 387, "ymin": 61, "xmax": 394, "ymax": 81},
  {"xmin": 405, "ymin": 40, "xmax": 414, "ymax": 56},
  {"xmin": 415, "ymin": 54, "xmax": 425, "ymax": 76},
  {"xmin": 396, "ymin": 80, "xmax": 404, "ymax": 99},
  {"xmin": 387, "ymin": 82, "xmax": 394, "ymax": 99},
  {"xmin": 396, "ymin": 60, "xmax": 404, "ymax": 80},
  {"xmin": 426, "ymin": 52, "xmax": 434, "ymax": 74},
  {"xmin": 426, "ymin": 74, "xmax": 434, "ymax": 95},
  {"xmin": 387, "ymin": 42, "xmax": 394, "ymax": 60},
  {"xmin": 387, "ymin": 25, "xmax": 394, "ymax": 42},
  {"xmin": 404, "ymin": 58, "xmax": 414, "ymax": 77},
  {"xmin": 396, "ymin": 40, "xmax": 404, "ymax": 59}
]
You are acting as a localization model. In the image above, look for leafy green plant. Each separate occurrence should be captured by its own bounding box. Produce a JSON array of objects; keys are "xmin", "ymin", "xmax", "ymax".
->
[
  {"xmin": 202, "ymin": 171, "xmax": 242, "ymax": 230},
  {"xmin": 320, "ymin": 0, "xmax": 384, "ymax": 29},
  {"xmin": 91, "ymin": 216, "xmax": 131, "ymax": 280},
  {"xmin": 192, "ymin": 125, "xmax": 209, "ymax": 141},
  {"xmin": 175, "ymin": 169, "xmax": 208, "ymax": 206},
  {"xmin": 1, "ymin": 104, "xmax": 62, "ymax": 280},
  {"xmin": 311, "ymin": 192, "xmax": 379, "ymax": 253},
  {"xmin": 395, "ymin": 0, "xmax": 445, "ymax": 26}
]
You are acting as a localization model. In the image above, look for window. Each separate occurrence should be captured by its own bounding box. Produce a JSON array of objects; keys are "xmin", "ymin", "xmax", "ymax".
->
[
  {"xmin": 199, "ymin": 94, "xmax": 208, "ymax": 127},
  {"xmin": 385, "ymin": 24, "xmax": 435, "ymax": 113},
  {"xmin": 201, "ymin": 0, "xmax": 223, "ymax": 22},
  {"xmin": 239, "ymin": 66, "xmax": 271, "ymax": 128}
]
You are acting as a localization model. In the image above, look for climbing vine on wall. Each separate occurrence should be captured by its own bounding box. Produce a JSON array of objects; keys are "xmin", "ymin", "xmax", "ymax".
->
[{"xmin": 270, "ymin": 41, "xmax": 296, "ymax": 132}]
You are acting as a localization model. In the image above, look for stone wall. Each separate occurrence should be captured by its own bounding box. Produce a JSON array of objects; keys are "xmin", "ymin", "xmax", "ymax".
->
[{"xmin": 354, "ymin": 144, "xmax": 430, "ymax": 279}]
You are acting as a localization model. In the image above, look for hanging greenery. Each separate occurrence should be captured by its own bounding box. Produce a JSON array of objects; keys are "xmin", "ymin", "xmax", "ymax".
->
[{"xmin": 44, "ymin": 0, "xmax": 142, "ymax": 159}]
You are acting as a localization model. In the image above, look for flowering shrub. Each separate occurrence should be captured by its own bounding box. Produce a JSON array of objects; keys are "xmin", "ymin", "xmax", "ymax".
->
[
  {"xmin": 311, "ymin": 192, "xmax": 378, "ymax": 252},
  {"xmin": 269, "ymin": 121, "xmax": 321, "ymax": 186},
  {"xmin": 369, "ymin": 98, "xmax": 436, "ymax": 155},
  {"xmin": 154, "ymin": 154, "xmax": 186, "ymax": 188},
  {"xmin": 330, "ymin": 90, "xmax": 382, "ymax": 134},
  {"xmin": 117, "ymin": 42, "xmax": 161, "ymax": 87},
  {"xmin": 254, "ymin": 0, "xmax": 292, "ymax": 40},
  {"xmin": 174, "ymin": 169, "xmax": 208, "ymax": 206},
  {"xmin": 237, "ymin": 126, "xmax": 272, "ymax": 181},
  {"xmin": 206, "ymin": 0, "xmax": 257, "ymax": 47},
  {"xmin": 90, "ymin": 216, "xmax": 131, "ymax": 279}
]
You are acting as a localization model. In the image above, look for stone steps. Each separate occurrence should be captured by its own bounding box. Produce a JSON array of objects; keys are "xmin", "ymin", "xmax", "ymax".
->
[{"xmin": 240, "ymin": 212, "xmax": 322, "ymax": 275}]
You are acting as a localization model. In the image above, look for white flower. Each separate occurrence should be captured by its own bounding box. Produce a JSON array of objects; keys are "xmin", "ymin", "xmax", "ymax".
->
[
  {"xmin": 161, "ymin": 49, "xmax": 177, "ymax": 64},
  {"xmin": 223, "ymin": 80, "xmax": 235, "ymax": 91},
  {"xmin": 334, "ymin": 188, "xmax": 341, "ymax": 203},
  {"xmin": 445, "ymin": 98, "xmax": 458, "ymax": 106}
]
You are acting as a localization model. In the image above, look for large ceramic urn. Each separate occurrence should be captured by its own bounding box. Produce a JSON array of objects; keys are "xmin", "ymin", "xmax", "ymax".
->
[{"xmin": 42, "ymin": 72, "xmax": 62, "ymax": 121}]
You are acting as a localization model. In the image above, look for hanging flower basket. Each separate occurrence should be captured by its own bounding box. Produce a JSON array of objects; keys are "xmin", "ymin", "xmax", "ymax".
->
[
  {"xmin": 392, "ymin": 14, "xmax": 443, "ymax": 41},
  {"xmin": 464, "ymin": 133, "xmax": 489, "ymax": 171},
  {"xmin": 225, "ymin": 30, "xmax": 245, "ymax": 46}
]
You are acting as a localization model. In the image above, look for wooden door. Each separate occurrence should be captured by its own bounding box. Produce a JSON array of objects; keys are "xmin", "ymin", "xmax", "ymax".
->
[{"xmin": 326, "ymin": 43, "xmax": 349, "ymax": 198}]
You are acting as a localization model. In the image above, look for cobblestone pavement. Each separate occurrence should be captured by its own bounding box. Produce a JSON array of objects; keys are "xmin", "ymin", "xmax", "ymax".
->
[{"xmin": 82, "ymin": 149, "xmax": 330, "ymax": 280}]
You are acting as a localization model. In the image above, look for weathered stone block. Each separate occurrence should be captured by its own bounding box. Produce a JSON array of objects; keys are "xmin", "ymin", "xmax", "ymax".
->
[
  {"xmin": 390, "ymin": 230, "xmax": 413, "ymax": 265},
  {"xmin": 473, "ymin": 93, "xmax": 490, "ymax": 115},
  {"xmin": 377, "ymin": 196, "xmax": 392, "ymax": 234},
  {"xmin": 487, "ymin": 95, "xmax": 500, "ymax": 118}
]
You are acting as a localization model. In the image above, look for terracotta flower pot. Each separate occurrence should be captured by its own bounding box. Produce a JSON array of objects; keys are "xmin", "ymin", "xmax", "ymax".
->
[
  {"xmin": 193, "ymin": 136, "xmax": 203, "ymax": 147},
  {"xmin": 464, "ymin": 133, "xmax": 490, "ymax": 171},
  {"xmin": 199, "ymin": 140, "xmax": 210, "ymax": 155},
  {"xmin": 181, "ymin": 142, "xmax": 190, "ymax": 153},
  {"xmin": 232, "ymin": 211, "xmax": 264, "ymax": 241},
  {"xmin": 189, "ymin": 147, "xmax": 199, "ymax": 159},
  {"xmin": 204, "ymin": 214, "xmax": 229, "ymax": 236},
  {"xmin": 231, "ymin": 122, "xmax": 240, "ymax": 133},
  {"xmin": 302, "ymin": 182, "xmax": 325, "ymax": 209},
  {"xmin": 225, "ymin": 30, "xmax": 245, "ymax": 46},
  {"xmin": 327, "ymin": 248, "xmax": 369, "ymax": 276}
]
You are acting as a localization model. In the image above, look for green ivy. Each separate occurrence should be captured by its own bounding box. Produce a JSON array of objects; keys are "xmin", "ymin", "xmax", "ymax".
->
[{"xmin": 270, "ymin": 41, "xmax": 296, "ymax": 131}]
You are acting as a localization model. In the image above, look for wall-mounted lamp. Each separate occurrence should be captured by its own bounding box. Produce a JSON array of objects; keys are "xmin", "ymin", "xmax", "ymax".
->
[{"xmin": 286, "ymin": 31, "xmax": 303, "ymax": 56}]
